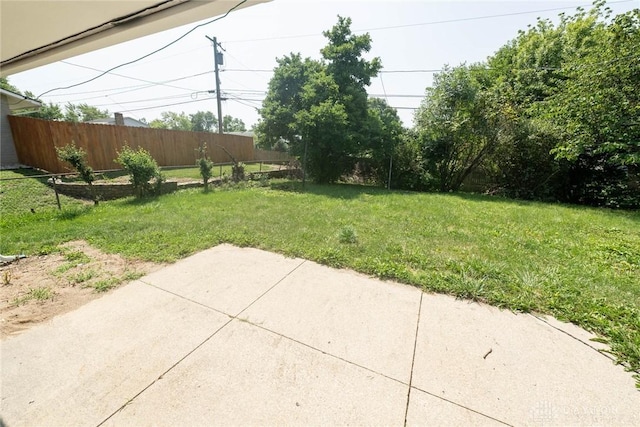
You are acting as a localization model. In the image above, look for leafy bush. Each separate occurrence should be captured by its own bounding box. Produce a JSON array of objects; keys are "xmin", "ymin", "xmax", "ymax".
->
[
  {"xmin": 196, "ymin": 142, "xmax": 214, "ymax": 191},
  {"xmin": 232, "ymin": 162, "xmax": 245, "ymax": 182},
  {"xmin": 389, "ymin": 132, "xmax": 436, "ymax": 191},
  {"xmin": 485, "ymin": 119, "xmax": 565, "ymax": 201},
  {"xmin": 56, "ymin": 142, "xmax": 99, "ymax": 204},
  {"xmin": 115, "ymin": 146, "xmax": 163, "ymax": 197}
]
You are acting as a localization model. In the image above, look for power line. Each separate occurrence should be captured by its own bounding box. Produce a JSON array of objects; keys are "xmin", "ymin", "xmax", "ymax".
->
[
  {"xmin": 223, "ymin": 68, "xmax": 438, "ymax": 73},
  {"xmin": 222, "ymin": 49, "xmax": 268, "ymax": 82},
  {"xmin": 37, "ymin": 0, "xmax": 248, "ymax": 98},
  {"xmin": 60, "ymin": 60, "xmax": 198, "ymax": 92},
  {"xmin": 227, "ymin": 97, "xmax": 261, "ymax": 111},
  {"xmin": 114, "ymin": 97, "xmax": 213, "ymax": 113},
  {"xmin": 222, "ymin": 68, "xmax": 272, "ymax": 73},
  {"xmin": 89, "ymin": 92, "xmax": 207, "ymax": 108},
  {"xmin": 105, "ymin": 95, "xmax": 142, "ymax": 120},
  {"xmin": 357, "ymin": 1, "xmax": 633, "ymax": 33},
  {"xmin": 223, "ymin": 0, "xmax": 633, "ymax": 44},
  {"xmin": 122, "ymin": 44, "xmax": 210, "ymax": 70},
  {"xmin": 224, "ymin": 92, "xmax": 263, "ymax": 105},
  {"xmin": 379, "ymin": 74, "xmax": 389, "ymax": 103},
  {"xmin": 224, "ymin": 88, "xmax": 267, "ymax": 94},
  {"xmin": 224, "ymin": 97, "xmax": 264, "ymax": 102},
  {"xmin": 47, "ymin": 71, "xmax": 213, "ymax": 101},
  {"xmin": 51, "ymin": 49, "xmax": 638, "ymax": 105},
  {"xmin": 379, "ymin": 69, "xmax": 442, "ymax": 74},
  {"xmin": 47, "ymin": 82, "xmax": 151, "ymax": 97},
  {"xmin": 221, "ymin": 91, "xmax": 427, "ymax": 99}
]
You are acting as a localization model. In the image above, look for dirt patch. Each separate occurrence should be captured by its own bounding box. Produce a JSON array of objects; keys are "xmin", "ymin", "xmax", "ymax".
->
[{"xmin": 0, "ymin": 240, "xmax": 163, "ymax": 339}]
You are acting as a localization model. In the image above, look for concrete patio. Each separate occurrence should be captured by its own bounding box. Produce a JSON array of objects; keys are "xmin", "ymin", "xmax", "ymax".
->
[{"xmin": 1, "ymin": 244, "xmax": 638, "ymax": 426}]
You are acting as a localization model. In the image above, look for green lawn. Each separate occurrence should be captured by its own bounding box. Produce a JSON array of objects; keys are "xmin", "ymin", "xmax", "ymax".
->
[
  {"xmin": 160, "ymin": 163, "xmax": 276, "ymax": 180},
  {"xmin": 1, "ymin": 170, "xmax": 638, "ymax": 383},
  {"xmin": 0, "ymin": 169, "xmax": 87, "ymax": 216}
]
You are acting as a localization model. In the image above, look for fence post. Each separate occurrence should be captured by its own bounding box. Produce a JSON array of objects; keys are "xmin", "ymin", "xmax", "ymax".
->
[
  {"xmin": 302, "ymin": 139, "xmax": 308, "ymax": 190},
  {"xmin": 387, "ymin": 155, "xmax": 393, "ymax": 190},
  {"xmin": 52, "ymin": 176, "xmax": 61, "ymax": 210}
]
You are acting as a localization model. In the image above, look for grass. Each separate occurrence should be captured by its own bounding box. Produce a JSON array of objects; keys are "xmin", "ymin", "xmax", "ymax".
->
[
  {"xmin": 160, "ymin": 163, "xmax": 273, "ymax": 180},
  {"xmin": 338, "ymin": 225, "xmax": 358, "ymax": 244},
  {"xmin": 63, "ymin": 249, "xmax": 91, "ymax": 264},
  {"xmin": 0, "ymin": 169, "xmax": 86, "ymax": 216},
  {"xmin": 1, "ymin": 174, "xmax": 639, "ymax": 383},
  {"xmin": 13, "ymin": 287, "xmax": 54, "ymax": 305},
  {"xmin": 91, "ymin": 278, "xmax": 120, "ymax": 292},
  {"xmin": 69, "ymin": 269, "xmax": 97, "ymax": 284}
]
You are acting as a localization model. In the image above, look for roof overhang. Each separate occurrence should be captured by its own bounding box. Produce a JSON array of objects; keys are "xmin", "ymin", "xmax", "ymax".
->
[
  {"xmin": 0, "ymin": 0, "xmax": 269, "ymax": 77},
  {"xmin": 0, "ymin": 88, "xmax": 42, "ymax": 110}
]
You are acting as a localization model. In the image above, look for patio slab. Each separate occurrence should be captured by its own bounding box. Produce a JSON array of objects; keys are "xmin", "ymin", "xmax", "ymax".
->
[
  {"xmin": 141, "ymin": 244, "xmax": 304, "ymax": 316},
  {"xmin": 411, "ymin": 293, "xmax": 640, "ymax": 426},
  {"xmin": 406, "ymin": 387, "xmax": 508, "ymax": 426},
  {"xmin": 1, "ymin": 281, "xmax": 230, "ymax": 427},
  {"xmin": 240, "ymin": 261, "xmax": 423, "ymax": 383},
  {"xmin": 2, "ymin": 245, "xmax": 638, "ymax": 427},
  {"xmin": 103, "ymin": 319, "xmax": 408, "ymax": 426}
]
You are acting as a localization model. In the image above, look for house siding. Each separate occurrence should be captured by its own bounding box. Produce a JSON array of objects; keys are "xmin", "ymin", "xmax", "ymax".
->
[{"xmin": 1, "ymin": 94, "xmax": 20, "ymax": 167}]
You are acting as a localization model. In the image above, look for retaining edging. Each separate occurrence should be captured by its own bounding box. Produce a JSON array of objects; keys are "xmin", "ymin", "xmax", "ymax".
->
[
  {"xmin": 49, "ymin": 181, "xmax": 178, "ymax": 201},
  {"xmin": 49, "ymin": 168, "xmax": 302, "ymax": 201}
]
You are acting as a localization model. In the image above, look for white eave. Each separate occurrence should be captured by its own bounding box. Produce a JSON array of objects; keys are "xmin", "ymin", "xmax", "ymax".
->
[
  {"xmin": 0, "ymin": 88, "xmax": 42, "ymax": 110},
  {"xmin": 0, "ymin": 0, "xmax": 269, "ymax": 77}
]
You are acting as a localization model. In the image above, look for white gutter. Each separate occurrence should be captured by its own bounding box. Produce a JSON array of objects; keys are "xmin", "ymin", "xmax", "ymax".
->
[{"xmin": 0, "ymin": 88, "xmax": 42, "ymax": 111}]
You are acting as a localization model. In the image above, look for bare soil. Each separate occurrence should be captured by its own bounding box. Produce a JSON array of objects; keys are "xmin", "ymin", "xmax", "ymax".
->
[{"xmin": 0, "ymin": 240, "xmax": 163, "ymax": 339}]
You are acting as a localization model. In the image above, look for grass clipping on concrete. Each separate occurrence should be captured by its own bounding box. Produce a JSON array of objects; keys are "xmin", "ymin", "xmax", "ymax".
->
[{"xmin": 1, "ymin": 171, "xmax": 639, "ymax": 385}]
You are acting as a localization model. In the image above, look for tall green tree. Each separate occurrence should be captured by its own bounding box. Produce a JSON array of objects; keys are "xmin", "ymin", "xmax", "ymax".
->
[
  {"xmin": 366, "ymin": 97, "xmax": 404, "ymax": 184},
  {"xmin": 546, "ymin": 7, "xmax": 640, "ymax": 207},
  {"xmin": 321, "ymin": 16, "xmax": 382, "ymax": 155},
  {"xmin": 414, "ymin": 65, "xmax": 498, "ymax": 192},
  {"xmin": 256, "ymin": 16, "xmax": 384, "ymax": 183},
  {"xmin": 294, "ymin": 69, "xmax": 350, "ymax": 183},
  {"xmin": 256, "ymin": 53, "xmax": 322, "ymax": 150},
  {"xmin": 470, "ymin": 1, "xmax": 639, "ymax": 207}
]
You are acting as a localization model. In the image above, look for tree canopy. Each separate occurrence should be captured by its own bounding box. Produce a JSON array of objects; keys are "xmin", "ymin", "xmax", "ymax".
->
[
  {"xmin": 256, "ymin": 16, "xmax": 400, "ymax": 183},
  {"xmin": 190, "ymin": 111, "xmax": 216, "ymax": 132},
  {"xmin": 63, "ymin": 103, "xmax": 110, "ymax": 122},
  {"xmin": 150, "ymin": 111, "xmax": 192, "ymax": 131},
  {"xmin": 414, "ymin": 65, "xmax": 498, "ymax": 192},
  {"xmin": 407, "ymin": 1, "xmax": 639, "ymax": 208},
  {"xmin": 149, "ymin": 110, "xmax": 246, "ymax": 133},
  {"xmin": 222, "ymin": 115, "xmax": 247, "ymax": 132}
]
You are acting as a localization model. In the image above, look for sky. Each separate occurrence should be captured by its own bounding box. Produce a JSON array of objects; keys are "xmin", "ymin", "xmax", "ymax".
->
[{"xmin": 7, "ymin": 0, "xmax": 639, "ymax": 128}]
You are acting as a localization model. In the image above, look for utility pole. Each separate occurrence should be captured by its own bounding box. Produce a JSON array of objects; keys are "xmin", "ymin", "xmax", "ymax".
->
[{"xmin": 206, "ymin": 35, "xmax": 223, "ymax": 134}]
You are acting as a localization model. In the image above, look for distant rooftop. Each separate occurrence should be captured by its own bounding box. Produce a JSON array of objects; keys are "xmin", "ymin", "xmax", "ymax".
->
[{"xmin": 88, "ymin": 117, "xmax": 149, "ymax": 128}]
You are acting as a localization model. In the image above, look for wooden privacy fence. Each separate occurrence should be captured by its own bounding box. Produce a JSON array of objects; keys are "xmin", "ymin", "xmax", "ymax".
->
[
  {"xmin": 8, "ymin": 116, "xmax": 259, "ymax": 173},
  {"xmin": 254, "ymin": 148, "xmax": 293, "ymax": 162}
]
